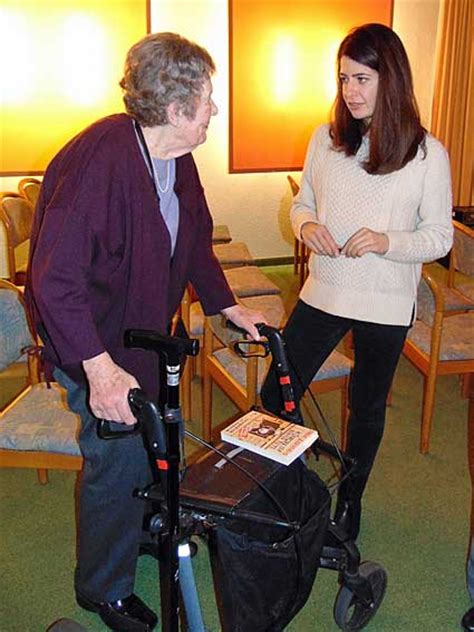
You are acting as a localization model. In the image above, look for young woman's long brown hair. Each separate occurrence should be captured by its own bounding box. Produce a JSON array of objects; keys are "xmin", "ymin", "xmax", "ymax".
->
[{"xmin": 330, "ymin": 23, "xmax": 425, "ymax": 175}]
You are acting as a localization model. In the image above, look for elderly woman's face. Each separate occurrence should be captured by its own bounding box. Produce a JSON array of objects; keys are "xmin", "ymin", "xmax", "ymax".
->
[{"xmin": 176, "ymin": 79, "xmax": 218, "ymax": 151}]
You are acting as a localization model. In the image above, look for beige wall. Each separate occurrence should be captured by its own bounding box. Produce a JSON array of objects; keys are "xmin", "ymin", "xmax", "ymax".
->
[
  {"xmin": 393, "ymin": 0, "xmax": 441, "ymax": 130},
  {"xmin": 1, "ymin": 0, "xmax": 441, "ymax": 260}
]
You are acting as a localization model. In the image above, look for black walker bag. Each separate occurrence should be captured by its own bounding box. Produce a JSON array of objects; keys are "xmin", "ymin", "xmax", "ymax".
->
[{"xmin": 181, "ymin": 443, "xmax": 331, "ymax": 631}]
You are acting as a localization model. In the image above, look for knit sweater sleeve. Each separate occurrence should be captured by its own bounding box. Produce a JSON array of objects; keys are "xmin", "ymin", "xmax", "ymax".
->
[
  {"xmin": 383, "ymin": 136, "xmax": 453, "ymax": 263},
  {"xmin": 290, "ymin": 126, "xmax": 324, "ymax": 239}
]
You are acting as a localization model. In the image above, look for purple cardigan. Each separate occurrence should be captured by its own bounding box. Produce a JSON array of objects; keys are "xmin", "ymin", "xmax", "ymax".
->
[{"xmin": 26, "ymin": 114, "xmax": 235, "ymax": 399}]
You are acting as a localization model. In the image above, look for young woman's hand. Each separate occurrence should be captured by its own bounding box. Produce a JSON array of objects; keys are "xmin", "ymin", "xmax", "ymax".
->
[
  {"xmin": 300, "ymin": 222, "xmax": 340, "ymax": 257},
  {"xmin": 341, "ymin": 228, "xmax": 389, "ymax": 257}
]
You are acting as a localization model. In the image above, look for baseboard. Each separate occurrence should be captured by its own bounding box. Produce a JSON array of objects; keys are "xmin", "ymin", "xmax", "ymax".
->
[{"xmin": 255, "ymin": 256, "xmax": 293, "ymax": 267}]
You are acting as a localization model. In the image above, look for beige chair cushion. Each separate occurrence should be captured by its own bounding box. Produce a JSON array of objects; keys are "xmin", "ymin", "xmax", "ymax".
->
[
  {"xmin": 406, "ymin": 312, "xmax": 474, "ymax": 361},
  {"xmin": 224, "ymin": 266, "xmax": 281, "ymax": 297},
  {"xmin": 0, "ymin": 383, "xmax": 81, "ymax": 455},
  {"xmin": 212, "ymin": 224, "xmax": 232, "ymax": 244},
  {"xmin": 213, "ymin": 242, "xmax": 253, "ymax": 267},
  {"xmin": 212, "ymin": 347, "xmax": 351, "ymax": 393},
  {"xmin": 440, "ymin": 286, "xmax": 474, "ymax": 313}
]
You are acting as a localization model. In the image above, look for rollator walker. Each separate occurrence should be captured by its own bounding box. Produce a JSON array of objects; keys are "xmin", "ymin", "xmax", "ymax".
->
[{"xmin": 50, "ymin": 322, "xmax": 387, "ymax": 632}]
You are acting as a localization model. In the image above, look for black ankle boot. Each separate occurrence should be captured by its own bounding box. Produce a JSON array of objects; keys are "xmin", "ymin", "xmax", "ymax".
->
[{"xmin": 333, "ymin": 490, "xmax": 362, "ymax": 540}]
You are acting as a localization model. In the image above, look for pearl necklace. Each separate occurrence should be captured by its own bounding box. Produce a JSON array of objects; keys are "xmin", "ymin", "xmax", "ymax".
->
[{"xmin": 152, "ymin": 158, "xmax": 171, "ymax": 194}]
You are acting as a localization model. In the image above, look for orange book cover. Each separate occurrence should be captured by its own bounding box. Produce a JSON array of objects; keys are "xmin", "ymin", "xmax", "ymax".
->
[{"xmin": 221, "ymin": 410, "xmax": 318, "ymax": 466}]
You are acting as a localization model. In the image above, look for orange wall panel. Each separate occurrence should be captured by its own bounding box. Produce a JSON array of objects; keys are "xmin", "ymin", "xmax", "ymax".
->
[
  {"xmin": 229, "ymin": 0, "xmax": 393, "ymax": 172},
  {"xmin": 1, "ymin": 0, "xmax": 149, "ymax": 175}
]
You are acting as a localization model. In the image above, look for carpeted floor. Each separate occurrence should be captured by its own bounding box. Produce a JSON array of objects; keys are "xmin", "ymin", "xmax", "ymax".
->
[{"xmin": 0, "ymin": 264, "xmax": 471, "ymax": 631}]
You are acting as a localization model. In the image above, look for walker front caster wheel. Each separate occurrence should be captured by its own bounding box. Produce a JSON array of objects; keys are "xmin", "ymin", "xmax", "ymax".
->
[{"xmin": 333, "ymin": 560, "xmax": 387, "ymax": 631}]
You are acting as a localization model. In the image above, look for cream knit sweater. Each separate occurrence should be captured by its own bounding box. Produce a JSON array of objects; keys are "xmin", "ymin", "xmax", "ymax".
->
[{"xmin": 292, "ymin": 124, "xmax": 453, "ymax": 326}]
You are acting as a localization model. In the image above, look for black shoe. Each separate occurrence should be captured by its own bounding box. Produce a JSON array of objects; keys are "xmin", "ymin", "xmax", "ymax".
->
[
  {"xmin": 77, "ymin": 592, "xmax": 158, "ymax": 631},
  {"xmin": 333, "ymin": 495, "xmax": 362, "ymax": 541},
  {"xmin": 462, "ymin": 607, "xmax": 474, "ymax": 632}
]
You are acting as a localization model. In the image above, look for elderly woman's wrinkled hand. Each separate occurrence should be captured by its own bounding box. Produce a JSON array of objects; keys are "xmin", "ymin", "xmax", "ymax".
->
[
  {"xmin": 83, "ymin": 352, "xmax": 140, "ymax": 424},
  {"xmin": 221, "ymin": 303, "xmax": 267, "ymax": 341}
]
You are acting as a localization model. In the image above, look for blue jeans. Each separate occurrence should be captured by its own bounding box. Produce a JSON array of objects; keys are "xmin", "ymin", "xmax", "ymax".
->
[
  {"xmin": 260, "ymin": 300, "xmax": 409, "ymax": 500},
  {"xmin": 55, "ymin": 368, "xmax": 152, "ymax": 602}
]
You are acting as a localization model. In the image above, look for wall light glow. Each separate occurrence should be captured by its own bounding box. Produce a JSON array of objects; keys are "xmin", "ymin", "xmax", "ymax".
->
[
  {"xmin": 272, "ymin": 36, "xmax": 297, "ymax": 105},
  {"xmin": 230, "ymin": 0, "xmax": 393, "ymax": 172},
  {"xmin": 59, "ymin": 14, "xmax": 109, "ymax": 106},
  {"xmin": 1, "ymin": 0, "xmax": 147, "ymax": 175},
  {"xmin": 0, "ymin": 9, "xmax": 35, "ymax": 105}
]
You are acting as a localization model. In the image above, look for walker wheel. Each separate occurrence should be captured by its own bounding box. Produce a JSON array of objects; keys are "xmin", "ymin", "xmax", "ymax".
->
[{"xmin": 333, "ymin": 561, "xmax": 387, "ymax": 631}]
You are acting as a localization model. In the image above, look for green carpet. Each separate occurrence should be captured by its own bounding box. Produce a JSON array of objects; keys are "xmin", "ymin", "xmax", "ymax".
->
[{"xmin": 0, "ymin": 265, "xmax": 470, "ymax": 631}]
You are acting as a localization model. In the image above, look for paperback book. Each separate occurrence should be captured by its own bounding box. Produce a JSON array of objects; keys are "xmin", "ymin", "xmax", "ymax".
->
[{"xmin": 220, "ymin": 409, "xmax": 318, "ymax": 466}]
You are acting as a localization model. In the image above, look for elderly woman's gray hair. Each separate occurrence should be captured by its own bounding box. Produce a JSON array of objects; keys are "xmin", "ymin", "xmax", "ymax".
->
[{"xmin": 120, "ymin": 32, "xmax": 216, "ymax": 127}]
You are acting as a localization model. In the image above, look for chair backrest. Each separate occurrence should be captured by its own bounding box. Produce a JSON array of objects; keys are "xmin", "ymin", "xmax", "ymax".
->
[
  {"xmin": 287, "ymin": 174, "xmax": 300, "ymax": 197},
  {"xmin": 18, "ymin": 177, "xmax": 41, "ymax": 209},
  {"xmin": 453, "ymin": 220, "xmax": 474, "ymax": 277},
  {"xmin": 0, "ymin": 192, "xmax": 33, "ymax": 282},
  {"xmin": 0, "ymin": 279, "xmax": 36, "ymax": 372}
]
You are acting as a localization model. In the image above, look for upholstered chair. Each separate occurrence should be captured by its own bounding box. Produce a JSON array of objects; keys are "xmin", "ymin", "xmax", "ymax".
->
[
  {"xmin": 0, "ymin": 279, "xmax": 82, "ymax": 483},
  {"xmin": 403, "ymin": 267, "xmax": 474, "ymax": 453}
]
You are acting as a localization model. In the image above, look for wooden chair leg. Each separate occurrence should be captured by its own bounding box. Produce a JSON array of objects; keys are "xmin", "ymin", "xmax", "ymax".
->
[
  {"xmin": 37, "ymin": 468, "xmax": 49, "ymax": 485},
  {"xmin": 293, "ymin": 238, "xmax": 300, "ymax": 275},
  {"xmin": 420, "ymin": 372, "xmax": 437, "ymax": 454},
  {"xmin": 462, "ymin": 373, "xmax": 471, "ymax": 398},
  {"xmin": 181, "ymin": 361, "xmax": 192, "ymax": 422},
  {"xmin": 202, "ymin": 364, "xmax": 213, "ymax": 443},
  {"xmin": 299, "ymin": 244, "xmax": 307, "ymax": 288}
]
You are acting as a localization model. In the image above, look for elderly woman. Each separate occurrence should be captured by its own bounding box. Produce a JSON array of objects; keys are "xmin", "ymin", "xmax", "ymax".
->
[{"xmin": 26, "ymin": 33, "xmax": 263, "ymax": 631}]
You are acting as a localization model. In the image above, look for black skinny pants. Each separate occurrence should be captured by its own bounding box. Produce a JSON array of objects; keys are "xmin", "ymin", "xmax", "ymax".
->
[{"xmin": 260, "ymin": 300, "xmax": 410, "ymax": 499}]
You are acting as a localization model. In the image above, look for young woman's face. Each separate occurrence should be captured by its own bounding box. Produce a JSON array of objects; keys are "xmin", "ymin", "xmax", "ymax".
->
[{"xmin": 339, "ymin": 56, "xmax": 379, "ymax": 124}]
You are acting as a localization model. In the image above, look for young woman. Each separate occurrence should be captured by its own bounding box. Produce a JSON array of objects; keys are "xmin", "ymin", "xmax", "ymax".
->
[{"xmin": 261, "ymin": 23, "xmax": 453, "ymax": 540}]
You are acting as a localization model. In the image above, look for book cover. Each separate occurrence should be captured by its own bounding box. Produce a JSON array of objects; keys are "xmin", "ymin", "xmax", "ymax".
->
[{"xmin": 220, "ymin": 410, "xmax": 318, "ymax": 466}]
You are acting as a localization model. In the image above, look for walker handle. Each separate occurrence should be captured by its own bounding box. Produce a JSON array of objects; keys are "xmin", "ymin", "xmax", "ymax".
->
[{"xmin": 96, "ymin": 388, "xmax": 143, "ymax": 440}]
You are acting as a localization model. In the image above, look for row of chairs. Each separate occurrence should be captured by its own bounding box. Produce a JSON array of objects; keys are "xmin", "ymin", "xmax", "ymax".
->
[
  {"xmin": 0, "ymin": 177, "xmax": 41, "ymax": 285},
  {"xmin": 1, "ymin": 177, "xmax": 472, "ymax": 485},
  {"xmin": 0, "ymin": 216, "xmax": 353, "ymax": 484},
  {"xmin": 2, "ymin": 249, "xmax": 472, "ymax": 486}
]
